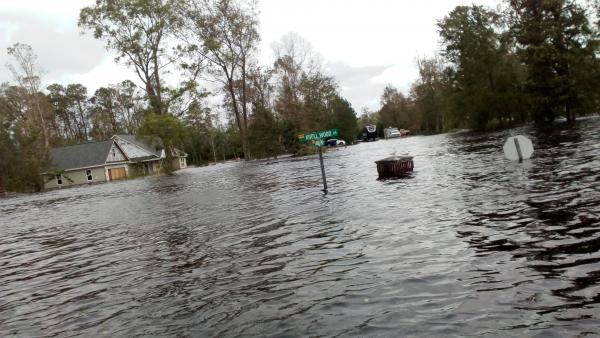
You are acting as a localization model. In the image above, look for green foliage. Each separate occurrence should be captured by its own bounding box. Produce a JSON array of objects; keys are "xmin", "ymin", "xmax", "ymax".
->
[
  {"xmin": 182, "ymin": 101, "xmax": 242, "ymax": 164},
  {"xmin": 247, "ymin": 107, "xmax": 282, "ymax": 159},
  {"xmin": 46, "ymin": 83, "xmax": 91, "ymax": 142},
  {"xmin": 438, "ymin": 5, "xmax": 527, "ymax": 130},
  {"xmin": 138, "ymin": 113, "xmax": 185, "ymax": 172},
  {"xmin": 139, "ymin": 113, "xmax": 185, "ymax": 146},
  {"xmin": 278, "ymin": 119, "xmax": 301, "ymax": 154},
  {"xmin": 408, "ymin": 56, "xmax": 449, "ymax": 133},
  {"xmin": 89, "ymin": 80, "xmax": 147, "ymax": 140},
  {"xmin": 508, "ymin": 0, "xmax": 600, "ymax": 123},
  {"xmin": 371, "ymin": 2, "xmax": 600, "ymax": 133},
  {"xmin": 79, "ymin": 0, "xmax": 188, "ymax": 115},
  {"xmin": 0, "ymin": 93, "xmax": 47, "ymax": 192},
  {"xmin": 329, "ymin": 96, "xmax": 358, "ymax": 143}
]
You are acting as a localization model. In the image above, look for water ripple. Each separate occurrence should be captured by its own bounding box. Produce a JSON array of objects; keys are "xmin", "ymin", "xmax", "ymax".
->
[{"xmin": 1, "ymin": 117, "xmax": 600, "ymax": 336}]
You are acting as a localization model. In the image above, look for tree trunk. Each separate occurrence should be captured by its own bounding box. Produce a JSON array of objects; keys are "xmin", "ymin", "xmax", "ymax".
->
[
  {"xmin": 77, "ymin": 101, "xmax": 88, "ymax": 141},
  {"xmin": 33, "ymin": 94, "xmax": 49, "ymax": 148},
  {"xmin": 241, "ymin": 57, "xmax": 251, "ymax": 160},
  {"xmin": 145, "ymin": 81, "xmax": 161, "ymax": 115},
  {"xmin": 226, "ymin": 80, "xmax": 249, "ymax": 160},
  {"xmin": 211, "ymin": 136, "xmax": 217, "ymax": 163},
  {"xmin": 153, "ymin": 63, "xmax": 163, "ymax": 114}
]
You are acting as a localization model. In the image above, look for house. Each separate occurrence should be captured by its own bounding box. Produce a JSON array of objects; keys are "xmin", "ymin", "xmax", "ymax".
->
[
  {"xmin": 43, "ymin": 140, "xmax": 130, "ymax": 189},
  {"xmin": 43, "ymin": 135, "xmax": 188, "ymax": 190},
  {"xmin": 111, "ymin": 134, "xmax": 164, "ymax": 175},
  {"xmin": 111, "ymin": 134, "xmax": 187, "ymax": 173},
  {"xmin": 171, "ymin": 147, "xmax": 188, "ymax": 170}
]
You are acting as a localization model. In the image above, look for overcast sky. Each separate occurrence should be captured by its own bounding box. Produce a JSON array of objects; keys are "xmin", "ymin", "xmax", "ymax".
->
[{"xmin": 0, "ymin": 0, "xmax": 499, "ymax": 113}]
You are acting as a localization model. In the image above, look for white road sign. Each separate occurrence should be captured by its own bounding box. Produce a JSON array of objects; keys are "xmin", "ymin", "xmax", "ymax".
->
[{"xmin": 503, "ymin": 135, "xmax": 534, "ymax": 161}]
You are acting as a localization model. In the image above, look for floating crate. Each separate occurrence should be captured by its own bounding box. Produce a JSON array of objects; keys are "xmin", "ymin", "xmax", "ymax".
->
[{"xmin": 375, "ymin": 156, "xmax": 414, "ymax": 179}]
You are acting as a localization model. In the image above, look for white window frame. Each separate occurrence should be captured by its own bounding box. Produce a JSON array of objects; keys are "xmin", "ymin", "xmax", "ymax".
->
[
  {"xmin": 86, "ymin": 169, "xmax": 93, "ymax": 182},
  {"xmin": 56, "ymin": 174, "xmax": 63, "ymax": 186}
]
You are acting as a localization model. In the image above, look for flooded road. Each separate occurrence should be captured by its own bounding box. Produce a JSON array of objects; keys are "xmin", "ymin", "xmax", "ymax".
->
[{"xmin": 2, "ymin": 117, "xmax": 600, "ymax": 337}]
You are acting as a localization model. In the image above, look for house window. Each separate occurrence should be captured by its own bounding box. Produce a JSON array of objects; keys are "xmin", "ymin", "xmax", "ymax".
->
[
  {"xmin": 56, "ymin": 174, "xmax": 63, "ymax": 186},
  {"xmin": 86, "ymin": 169, "xmax": 93, "ymax": 182},
  {"xmin": 112, "ymin": 149, "xmax": 116, "ymax": 157}
]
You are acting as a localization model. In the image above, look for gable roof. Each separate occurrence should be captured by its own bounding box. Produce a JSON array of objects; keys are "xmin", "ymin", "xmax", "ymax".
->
[
  {"xmin": 172, "ymin": 147, "xmax": 188, "ymax": 158},
  {"xmin": 48, "ymin": 140, "xmax": 117, "ymax": 170},
  {"xmin": 112, "ymin": 134, "xmax": 163, "ymax": 159}
]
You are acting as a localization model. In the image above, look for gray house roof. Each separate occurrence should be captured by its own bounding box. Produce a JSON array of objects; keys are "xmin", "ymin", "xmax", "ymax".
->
[
  {"xmin": 48, "ymin": 140, "xmax": 116, "ymax": 171},
  {"xmin": 113, "ymin": 134, "xmax": 186, "ymax": 158},
  {"xmin": 112, "ymin": 134, "xmax": 163, "ymax": 159}
]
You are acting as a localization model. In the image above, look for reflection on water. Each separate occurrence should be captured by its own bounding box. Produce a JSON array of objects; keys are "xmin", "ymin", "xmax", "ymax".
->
[{"xmin": 1, "ymin": 117, "xmax": 600, "ymax": 337}]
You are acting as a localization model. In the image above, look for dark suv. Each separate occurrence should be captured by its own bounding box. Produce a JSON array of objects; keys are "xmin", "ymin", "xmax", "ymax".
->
[{"xmin": 362, "ymin": 125, "xmax": 377, "ymax": 141}]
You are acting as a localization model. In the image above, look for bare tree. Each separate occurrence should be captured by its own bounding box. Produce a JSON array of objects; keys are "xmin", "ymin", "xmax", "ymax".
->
[
  {"xmin": 272, "ymin": 32, "xmax": 323, "ymax": 76},
  {"xmin": 181, "ymin": 0, "xmax": 260, "ymax": 159},
  {"xmin": 271, "ymin": 32, "xmax": 326, "ymax": 127},
  {"xmin": 6, "ymin": 43, "xmax": 48, "ymax": 148}
]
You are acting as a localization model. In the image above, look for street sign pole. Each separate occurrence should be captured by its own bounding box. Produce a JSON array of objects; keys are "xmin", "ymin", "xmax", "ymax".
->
[
  {"xmin": 297, "ymin": 128, "xmax": 338, "ymax": 194},
  {"xmin": 318, "ymin": 146, "xmax": 328, "ymax": 193}
]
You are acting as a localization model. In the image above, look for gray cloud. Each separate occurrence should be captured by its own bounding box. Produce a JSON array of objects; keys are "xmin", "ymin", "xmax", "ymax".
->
[
  {"xmin": 0, "ymin": 9, "xmax": 407, "ymax": 115},
  {"xmin": 326, "ymin": 61, "xmax": 391, "ymax": 113},
  {"xmin": 0, "ymin": 11, "xmax": 106, "ymax": 85}
]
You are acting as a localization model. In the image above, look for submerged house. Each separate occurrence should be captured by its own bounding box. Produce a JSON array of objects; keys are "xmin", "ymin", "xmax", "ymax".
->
[
  {"xmin": 111, "ymin": 134, "xmax": 187, "ymax": 173},
  {"xmin": 112, "ymin": 134, "xmax": 164, "ymax": 175},
  {"xmin": 43, "ymin": 140, "xmax": 130, "ymax": 189},
  {"xmin": 43, "ymin": 135, "xmax": 188, "ymax": 190}
]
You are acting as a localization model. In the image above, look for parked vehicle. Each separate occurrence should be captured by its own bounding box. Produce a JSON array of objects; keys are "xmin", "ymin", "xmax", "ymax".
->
[
  {"xmin": 362, "ymin": 125, "xmax": 377, "ymax": 141},
  {"xmin": 384, "ymin": 127, "xmax": 401, "ymax": 139},
  {"xmin": 325, "ymin": 139, "xmax": 346, "ymax": 147},
  {"xmin": 384, "ymin": 127, "xmax": 410, "ymax": 139}
]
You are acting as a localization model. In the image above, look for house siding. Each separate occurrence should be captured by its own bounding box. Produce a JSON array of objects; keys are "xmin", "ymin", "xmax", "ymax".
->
[
  {"xmin": 127, "ymin": 160, "xmax": 161, "ymax": 176},
  {"xmin": 106, "ymin": 143, "xmax": 127, "ymax": 162},
  {"xmin": 44, "ymin": 166, "xmax": 107, "ymax": 190},
  {"xmin": 144, "ymin": 160, "xmax": 161, "ymax": 174},
  {"xmin": 172, "ymin": 157, "xmax": 187, "ymax": 170}
]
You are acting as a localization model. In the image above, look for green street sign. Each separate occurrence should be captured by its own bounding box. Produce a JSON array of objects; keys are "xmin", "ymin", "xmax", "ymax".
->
[{"xmin": 297, "ymin": 128, "xmax": 339, "ymax": 142}]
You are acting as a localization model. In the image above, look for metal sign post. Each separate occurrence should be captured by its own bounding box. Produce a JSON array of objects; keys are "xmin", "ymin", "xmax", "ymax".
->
[
  {"xmin": 297, "ymin": 129, "xmax": 338, "ymax": 193},
  {"xmin": 318, "ymin": 146, "xmax": 328, "ymax": 193}
]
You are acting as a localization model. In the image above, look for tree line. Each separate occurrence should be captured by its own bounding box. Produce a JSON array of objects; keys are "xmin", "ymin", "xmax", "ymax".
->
[
  {"xmin": 2, "ymin": 0, "xmax": 599, "ymax": 192},
  {"xmin": 1, "ymin": 0, "xmax": 358, "ymax": 192},
  {"xmin": 373, "ymin": 0, "xmax": 600, "ymax": 134}
]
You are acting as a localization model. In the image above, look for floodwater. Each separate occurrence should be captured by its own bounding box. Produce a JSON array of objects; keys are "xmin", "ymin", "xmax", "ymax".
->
[{"xmin": 2, "ymin": 118, "xmax": 600, "ymax": 337}]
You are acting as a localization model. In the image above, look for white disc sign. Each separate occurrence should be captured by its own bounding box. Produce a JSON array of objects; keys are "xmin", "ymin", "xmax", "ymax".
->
[{"xmin": 503, "ymin": 135, "xmax": 534, "ymax": 161}]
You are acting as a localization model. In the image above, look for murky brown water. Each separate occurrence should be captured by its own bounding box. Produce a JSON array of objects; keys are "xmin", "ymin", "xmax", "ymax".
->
[{"xmin": 1, "ymin": 117, "xmax": 600, "ymax": 337}]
